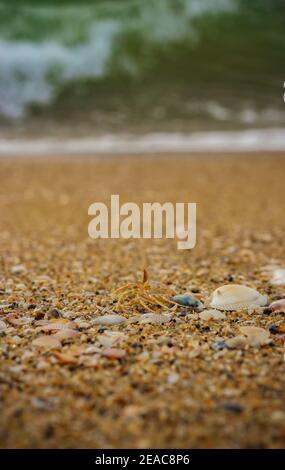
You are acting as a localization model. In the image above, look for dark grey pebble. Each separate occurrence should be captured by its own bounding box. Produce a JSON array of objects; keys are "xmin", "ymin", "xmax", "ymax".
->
[
  {"xmin": 172, "ymin": 293, "xmax": 202, "ymax": 309},
  {"xmin": 219, "ymin": 402, "xmax": 243, "ymax": 413},
  {"xmin": 211, "ymin": 340, "xmax": 226, "ymax": 351}
]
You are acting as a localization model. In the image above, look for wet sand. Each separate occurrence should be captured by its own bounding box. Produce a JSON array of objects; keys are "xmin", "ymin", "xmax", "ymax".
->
[{"xmin": 0, "ymin": 154, "xmax": 285, "ymax": 448}]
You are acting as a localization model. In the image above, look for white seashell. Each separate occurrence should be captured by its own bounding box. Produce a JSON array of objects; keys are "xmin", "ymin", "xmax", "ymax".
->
[
  {"xmin": 41, "ymin": 322, "xmax": 76, "ymax": 332},
  {"xmin": 199, "ymin": 311, "xmax": 212, "ymax": 321},
  {"xmin": 210, "ymin": 284, "xmax": 267, "ymax": 311},
  {"xmin": 11, "ymin": 264, "xmax": 27, "ymax": 274},
  {"xmin": 139, "ymin": 313, "xmax": 172, "ymax": 324},
  {"xmin": 92, "ymin": 314, "xmax": 126, "ymax": 326},
  {"xmin": 270, "ymin": 269, "xmax": 285, "ymax": 285},
  {"xmin": 239, "ymin": 326, "xmax": 271, "ymax": 347},
  {"xmin": 199, "ymin": 309, "xmax": 226, "ymax": 320}
]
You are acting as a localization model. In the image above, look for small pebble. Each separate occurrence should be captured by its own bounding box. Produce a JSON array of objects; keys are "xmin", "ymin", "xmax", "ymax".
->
[
  {"xmin": 172, "ymin": 293, "xmax": 202, "ymax": 310},
  {"xmin": 46, "ymin": 308, "xmax": 62, "ymax": 319},
  {"xmin": 11, "ymin": 264, "xmax": 27, "ymax": 274},
  {"xmin": 31, "ymin": 397, "xmax": 54, "ymax": 410},
  {"xmin": 212, "ymin": 340, "xmax": 226, "ymax": 351},
  {"xmin": 167, "ymin": 372, "xmax": 180, "ymax": 384},
  {"xmin": 220, "ymin": 402, "xmax": 244, "ymax": 413},
  {"xmin": 269, "ymin": 323, "xmax": 285, "ymax": 335}
]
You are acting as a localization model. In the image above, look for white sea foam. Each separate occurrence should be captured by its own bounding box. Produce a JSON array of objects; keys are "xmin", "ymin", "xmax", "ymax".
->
[
  {"xmin": 0, "ymin": 128, "xmax": 284, "ymax": 156},
  {"xmin": 0, "ymin": 0, "xmax": 236, "ymax": 119},
  {"xmin": 0, "ymin": 21, "xmax": 120, "ymax": 118}
]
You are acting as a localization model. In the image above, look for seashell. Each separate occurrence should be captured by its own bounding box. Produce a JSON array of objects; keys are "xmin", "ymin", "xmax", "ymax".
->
[
  {"xmin": 97, "ymin": 331, "xmax": 125, "ymax": 347},
  {"xmin": 41, "ymin": 322, "xmax": 76, "ymax": 332},
  {"xmin": 199, "ymin": 309, "xmax": 226, "ymax": 321},
  {"xmin": 139, "ymin": 313, "xmax": 172, "ymax": 324},
  {"xmin": 0, "ymin": 320, "xmax": 7, "ymax": 332},
  {"xmin": 270, "ymin": 269, "xmax": 285, "ymax": 286},
  {"xmin": 172, "ymin": 294, "xmax": 202, "ymax": 310},
  {"xmin": 92, "ymin": 314, "xmax": 126, "ymax": 326},
  {"xmin": 210, "ymin": 284, "xmax": 267, "ymax": 311},
  {"xmin": 53, "ymin": 329, "xmax": 79, "ymax": 341},
  {"xmin": 32, "ymin": 335, "xmax": 61, "ymax": 349},
  {"xmin": 102, "ymin": 348, "xmax": 126, "ymax": 359},
  {"xmin": 225, "ymin": 335, "xmax": 247, "ymax": 349},
  {"xmin": 53, "ymin": 351, "xmax": 78, "ymax": 365},
  {"xmin": 11, "ymin": 264, "xmax": 27, "ymax": 274},
  {"xmin": 266, "ymin": 299, "xmax": 285, "ymax": 314},
  {"xmin": 239, "ymin": 326, "xmax": 271, "ymax": 347}
]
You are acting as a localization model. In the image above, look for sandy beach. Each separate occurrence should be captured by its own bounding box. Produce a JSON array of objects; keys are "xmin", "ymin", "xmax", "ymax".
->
[{"xmin": 0, "ymin": 154, "xmax": 285, "ymax": 448}]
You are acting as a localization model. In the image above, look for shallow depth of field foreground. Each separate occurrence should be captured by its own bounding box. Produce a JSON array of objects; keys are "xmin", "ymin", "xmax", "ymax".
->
[{"xmin": 0, "ymin": 154, "xmax": 285, "ymax": 448}]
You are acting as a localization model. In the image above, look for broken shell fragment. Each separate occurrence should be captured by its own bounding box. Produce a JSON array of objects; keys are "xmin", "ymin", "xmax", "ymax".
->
[
  {"xmin": 32, "ymin": 335, "xmax": 61, "ymax": 350},
  {"xmin": 270, "ymin": 269, "xmax": 285, "ymax": 286},
  {"xmin": 102, "ymin": 348, "xmax": 126, "ymax": 359},
  {"xmin": 199, "ymin": 309, "xmax": 226, "ymax": 321},
  {"xmin": 210, "ymin": 284, "xmax": 267, "ymax": 311},
  {"xmin": 225, "ymin": 335, "xmax": 247, "ymax": 349},
  {"xmin": 172, "ymin": 294, "xmax": 202, "ymax": 310},
  {"xmin": 41, "ymin": 322, "xmax": 76, "ymax": 332},
  {"xmin": 139, "ymin": 313, "xmax": 172, "ymax": 324},
  {"xmin": 266, "ymin": 299, "xmax": 285, "ymax": 314},
  {"xmin": 92, "ymin": 314, "xmax": 126, "ymax": 326},
  {"xmin": 239, "ymin": 326, "xmax": 271, "ymax": 347},
  {"xmin": 53, "ymin": 329, "xmax": 79, "ymax": 341}
]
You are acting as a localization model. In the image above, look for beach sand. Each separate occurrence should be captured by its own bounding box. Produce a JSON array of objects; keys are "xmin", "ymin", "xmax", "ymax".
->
[{"xmin": 0, "ymin": 154, "xmax": 285, "ymax": 448}]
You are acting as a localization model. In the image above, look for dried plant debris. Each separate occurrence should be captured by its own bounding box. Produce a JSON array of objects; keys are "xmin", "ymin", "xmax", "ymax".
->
[{"xmin": 112, "ymin": 270, "xmax": 175, "ymax": 313}]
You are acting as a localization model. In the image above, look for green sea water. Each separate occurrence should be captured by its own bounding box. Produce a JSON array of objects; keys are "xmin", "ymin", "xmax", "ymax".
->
[{"xmin": 0, "ymin": 0, "xmax": 284, "ymax": 133}]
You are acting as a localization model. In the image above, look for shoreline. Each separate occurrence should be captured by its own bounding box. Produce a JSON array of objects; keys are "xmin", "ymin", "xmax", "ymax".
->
[{"xmin": 1, "ymin": 128, "xmax": 285, "ymax": 156}]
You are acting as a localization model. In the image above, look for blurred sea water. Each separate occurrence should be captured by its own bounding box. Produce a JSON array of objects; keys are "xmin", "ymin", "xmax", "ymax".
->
[{"xmin": 0, "ymin": 0, "xmax": 285, "ymax": 138}]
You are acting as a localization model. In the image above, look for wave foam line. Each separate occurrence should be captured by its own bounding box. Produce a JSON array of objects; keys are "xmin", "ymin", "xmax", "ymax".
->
[{"xmin": 1, "ymin": 129, "xmax": 285, "ymax": 156}]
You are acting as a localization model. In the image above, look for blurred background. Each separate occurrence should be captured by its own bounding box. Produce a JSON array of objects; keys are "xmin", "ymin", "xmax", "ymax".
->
[{"xmin": 0, "ymin": 0, "xmax": 285, "ymax": 139}]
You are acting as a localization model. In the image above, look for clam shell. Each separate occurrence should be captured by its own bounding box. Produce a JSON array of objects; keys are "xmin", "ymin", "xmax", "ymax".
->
[{"xmin": 210, "ymin": 284, "xmax": 267, "ymax": 311}]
